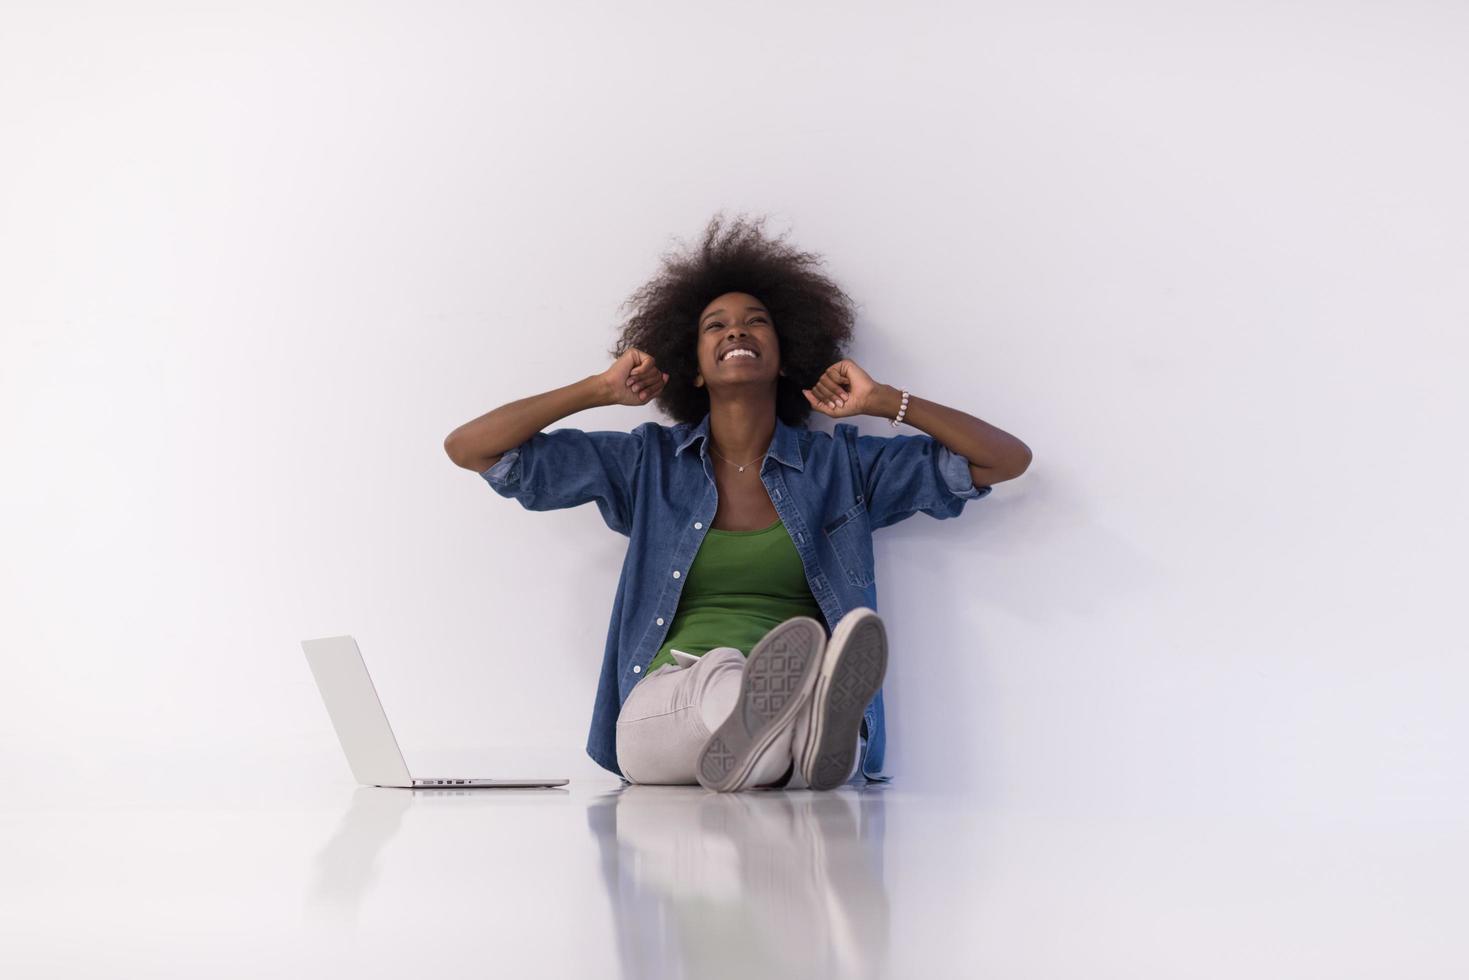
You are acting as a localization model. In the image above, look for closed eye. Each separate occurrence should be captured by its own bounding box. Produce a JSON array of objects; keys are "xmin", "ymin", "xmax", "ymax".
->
[{"xmin": 706, "ymin": 317, "xmax": 768, "ymax": 330}]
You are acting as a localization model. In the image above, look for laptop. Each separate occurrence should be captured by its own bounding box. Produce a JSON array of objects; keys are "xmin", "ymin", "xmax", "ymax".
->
[{"xmin": 302, "ymin": 635, "xmax": 569, "ymax": 788}]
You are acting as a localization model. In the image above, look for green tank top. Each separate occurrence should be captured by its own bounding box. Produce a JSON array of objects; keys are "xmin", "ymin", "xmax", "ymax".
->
[{"xmin": 645, "ymin": 517, "xmax": 825, "ymax": 676}]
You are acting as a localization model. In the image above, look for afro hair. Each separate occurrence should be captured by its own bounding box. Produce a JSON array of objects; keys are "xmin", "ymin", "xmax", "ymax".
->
[{"xmin": 610, "ymin": 211, "xmax": 858, "ymax": 427}]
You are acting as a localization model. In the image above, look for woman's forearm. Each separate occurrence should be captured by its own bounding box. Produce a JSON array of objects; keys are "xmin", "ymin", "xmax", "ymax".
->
[
  {"xmin": 867, "ymin": 383, "xmax": 1032, "ymax": 481},
  {"xmin": 444, "ymin": 374, "xmax": 611, "ymax": 471}
]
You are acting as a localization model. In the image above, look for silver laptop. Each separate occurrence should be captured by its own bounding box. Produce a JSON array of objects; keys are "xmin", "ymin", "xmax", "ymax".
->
[{"xmin": 302, "ymin": 635, "xmax": 568, "ymax": 789}]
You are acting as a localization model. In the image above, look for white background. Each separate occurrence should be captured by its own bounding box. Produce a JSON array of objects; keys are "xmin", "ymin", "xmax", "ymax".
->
[{"xmin": 3, "ymin": 0, "xmax": 1466, "ymax": 817}]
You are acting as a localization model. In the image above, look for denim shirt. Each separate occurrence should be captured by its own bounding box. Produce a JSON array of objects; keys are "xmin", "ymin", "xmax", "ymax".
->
[{"xmin": 479, "ymin": 410, "xmax": 992, "ymax": 782}]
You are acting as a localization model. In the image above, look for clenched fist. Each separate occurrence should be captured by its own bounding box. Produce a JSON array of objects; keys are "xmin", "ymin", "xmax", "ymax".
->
[
  {"xmin": 601, "ymin": 347, "xmax": 669, "ymax": 407},
  {"xmin": 802, "ymin": 358, "xmax": 882, "ymax": 418}
]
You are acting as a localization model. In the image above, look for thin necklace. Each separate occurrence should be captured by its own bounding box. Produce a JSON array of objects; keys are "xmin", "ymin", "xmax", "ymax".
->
[{"xmin": 708, "ymin": 442, "xmax": 767, "ymax": 473}]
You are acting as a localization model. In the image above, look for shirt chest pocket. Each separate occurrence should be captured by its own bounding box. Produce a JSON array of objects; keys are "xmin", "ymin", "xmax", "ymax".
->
[{"xmin": 822, "ymin": 498, "xmax": 875, "ymax": 588}]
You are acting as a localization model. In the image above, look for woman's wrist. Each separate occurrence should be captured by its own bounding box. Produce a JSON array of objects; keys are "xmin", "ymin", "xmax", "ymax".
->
[
  {"xmin": 582, "ymin": 373, "xmax": 617, "ymax": 408},
  {"xmin": 866, "ymin": 383, "xmax": 904, "ymax": 420}
]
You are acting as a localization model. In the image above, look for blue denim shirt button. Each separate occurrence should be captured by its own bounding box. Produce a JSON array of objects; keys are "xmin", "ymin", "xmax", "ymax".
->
[
  {"xmin": 656, "ymin": 617, "xmax": 664, "ymax": 626},
  {"xmin": 694, "ymin": 521, "xmax": 702, "ymax": 529},
  {"xmin": 672, "ymin": 570, "xmax": 680, "ymax": 578},
  {"xmin": 632, "ymin": 665, "xmax": 641, "ymax": 673}
]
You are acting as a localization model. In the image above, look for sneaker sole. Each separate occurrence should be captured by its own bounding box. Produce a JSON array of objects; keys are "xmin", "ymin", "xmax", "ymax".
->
[
  {"xmin": 696, "ymin": 617, "xmax": 825, "ymax": 793},
  {"xmin": 801, "ymin": 609, "xmax": 887, "ymax": 790}
]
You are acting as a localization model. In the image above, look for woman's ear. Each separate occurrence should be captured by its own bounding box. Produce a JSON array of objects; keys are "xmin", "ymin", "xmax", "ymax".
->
[{"xmin": 694, "ymin": 373, "xmax": 704, "ymax": 388}]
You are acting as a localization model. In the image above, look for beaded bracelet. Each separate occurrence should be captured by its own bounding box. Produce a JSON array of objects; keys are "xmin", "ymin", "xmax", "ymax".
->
[{"xmin": 890, "ymin": 387, "xmax": 910, "ymax": 428}]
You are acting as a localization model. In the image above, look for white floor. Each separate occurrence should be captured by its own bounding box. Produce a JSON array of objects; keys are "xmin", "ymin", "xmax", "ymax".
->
[{"xmin": 2, "ymin": 744, "xmax": 1463, "ymax": 979}]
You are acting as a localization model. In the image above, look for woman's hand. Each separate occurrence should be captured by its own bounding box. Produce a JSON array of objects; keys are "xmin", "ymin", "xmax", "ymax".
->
[
  {"xmin": 803, "ymin": 359, "xmax": 881, "ymax": 418},
  {"xmin": 601, "ymin": 348, "xmax": 669, "ymax": 407}
]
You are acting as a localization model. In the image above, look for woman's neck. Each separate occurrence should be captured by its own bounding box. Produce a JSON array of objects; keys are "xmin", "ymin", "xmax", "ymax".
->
[{"xmin": 707, "ymin": 395, "xmax": 776, "ymax": 464}]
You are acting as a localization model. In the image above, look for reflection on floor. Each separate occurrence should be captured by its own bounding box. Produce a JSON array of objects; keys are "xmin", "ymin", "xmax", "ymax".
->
[
  {"xmin": 588, "ymin": 785, "xmax": 889, "ymax": 980},
  {"xmin": 303, "ymin": 782, "xmax": 891, "ymax": 979},
  {"xmin": 2, "ymin": 756, "xmax": 1462, "ymax": 978}
]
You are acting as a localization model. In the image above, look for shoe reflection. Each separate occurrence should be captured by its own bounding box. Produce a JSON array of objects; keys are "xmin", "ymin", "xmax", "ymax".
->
[{"xmin": 586, "ymin": 785, "xmax": 891, "ymax": 980}]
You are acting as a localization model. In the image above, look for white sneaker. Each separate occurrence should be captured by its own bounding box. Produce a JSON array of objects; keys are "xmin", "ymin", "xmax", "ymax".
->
[
  {"xmin": 794, "ymin": 607, "xmax": 887, "ymax": 791},
  {"xmin": 696, "ymin": 617, "xmax": 825, "ymax": 793}
]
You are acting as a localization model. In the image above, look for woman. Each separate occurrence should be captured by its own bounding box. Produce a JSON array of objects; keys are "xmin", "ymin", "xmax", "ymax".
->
[{"xmin": 444, "ymin": 213, "xmax": 1031, "ymax": 792}]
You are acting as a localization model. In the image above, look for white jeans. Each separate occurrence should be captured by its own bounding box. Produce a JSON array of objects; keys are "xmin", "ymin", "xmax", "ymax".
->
[{"xmin": 615, "ymin": 646, "xmax": 862, "ymax": 789}]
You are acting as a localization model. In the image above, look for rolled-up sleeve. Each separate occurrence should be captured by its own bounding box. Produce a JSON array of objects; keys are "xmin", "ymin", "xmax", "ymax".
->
[
  {"xmin": 851, "ymin": 427, "xmax": 993, "ymax": 530},
  {"xmin": 480, "ymin": 426, "xmax": 645, "ymax": 536}
]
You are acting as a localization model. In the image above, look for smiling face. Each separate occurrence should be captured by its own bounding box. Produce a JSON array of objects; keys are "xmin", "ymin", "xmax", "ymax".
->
[{"xmin": 694, "ymin": 291, "xmax": 782, "ymax": 393}]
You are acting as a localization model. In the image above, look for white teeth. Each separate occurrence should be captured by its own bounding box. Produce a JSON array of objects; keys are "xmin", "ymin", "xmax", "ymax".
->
[{"xmin": 722, "ymin": 348, "xmax": 756, "ymax": 361}]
